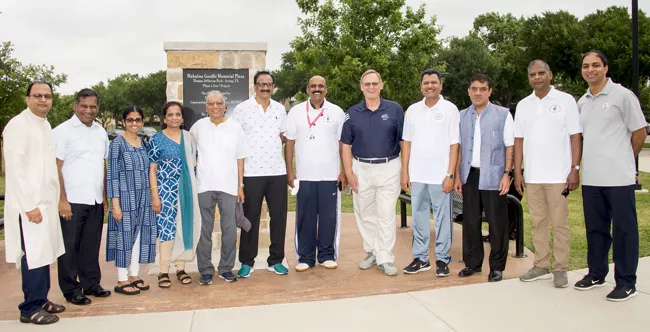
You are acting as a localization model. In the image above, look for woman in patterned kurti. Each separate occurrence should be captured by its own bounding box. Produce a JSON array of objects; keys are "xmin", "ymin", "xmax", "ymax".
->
[
  {"xmin": 149, "ymin": 101, "xmax": 201, "ymax": 288},
  {"xmin": 106, "ymin": 106, "xmax": 157, "ymax": 295}
]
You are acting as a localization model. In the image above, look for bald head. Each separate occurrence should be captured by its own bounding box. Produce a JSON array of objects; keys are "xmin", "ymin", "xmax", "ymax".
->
[{"xmin": 307, "ymin": 75, "xmax": 328, "ymax": 107}]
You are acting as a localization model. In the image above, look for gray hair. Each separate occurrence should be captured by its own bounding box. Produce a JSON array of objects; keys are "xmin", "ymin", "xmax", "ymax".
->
[
  {"xmin": 527, "ymin": 60, "xmax": 551, "ymax": 73},
  {"xmin": 359, "ymin": 69, "xmax": 382, "ymax": 83},
  {"xmin": 205, "ymin": 90, "xmax": 226, "ymax": 102}
]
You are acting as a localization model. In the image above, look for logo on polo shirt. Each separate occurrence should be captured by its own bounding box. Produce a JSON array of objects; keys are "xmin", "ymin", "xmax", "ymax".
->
[
  {"xmin": 381, "ymin": 114, "xmax": 389, "ymax": 121},
  {"xmin": 324, "ymin": 115, "xmax": 332, "ymax": 123},
  {"xmin": 435, "ymin": 113, "xmax": 443, "ymax": 120},
  {"xmin": 549, "ymin": 105, "xmax": 561, "ymax": 113},
  {"xmin": 602, "ymin": 103, "xmax": 610, "ymax": 110}
]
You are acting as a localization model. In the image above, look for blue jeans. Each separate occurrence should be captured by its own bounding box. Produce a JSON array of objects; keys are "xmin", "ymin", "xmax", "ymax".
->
[{"xmin": 410, "ymin": 183, "xmax": 452, "ymax": 263}]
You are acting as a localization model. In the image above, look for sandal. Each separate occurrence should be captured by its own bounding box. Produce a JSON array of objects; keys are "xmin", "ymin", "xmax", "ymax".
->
[
  {"xmin": 114, "ymin": 283, "xmax": 140, "ymax": 296},
  {"xmin": 176, "ymin": 270, "xmax": 192, "ymax": 285},
  {"xmin": 20, "ymin": 309, "xmax": 59, "ymax": 325},
  {"xmin": 42, "ymin": 300, "xmax": 65, "ymax": 314},
  {"xmin": 130, "ymin": 278, "xmax": 150, "ymax": 291},
  {"xmin": 158, "ymin": 273, "xmax": 171, "ymax": 288}
]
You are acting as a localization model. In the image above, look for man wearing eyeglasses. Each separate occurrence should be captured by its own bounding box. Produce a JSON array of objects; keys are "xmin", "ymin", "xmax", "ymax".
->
[
  {"xmin": 53, "ymin": 88, "xmax": 111, "ymax": 305},
  {"xmin": 3, "ymin": 82, "xmax": 65, "ymax": 324},
  {"xmin": 340, "ymin": 69, "xmax": 404, "ymax": 276},
  {"xmin": 231, "ymin": 71, "xmax": 289, "ymax": 277},
  {"xmin": 285, "ymin": 76, "xmax": 346, "ymax": 272},
  {"xmin": 192, "ymin": 90, "xmax": 248, "ymax": 285}
]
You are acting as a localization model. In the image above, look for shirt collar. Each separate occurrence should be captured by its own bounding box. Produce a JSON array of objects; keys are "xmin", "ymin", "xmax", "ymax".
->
[
  {"xmin": 586, "ymin": 78, "xmax": 614, "ymax": 98},
  {"xmin": 70, "ymin": 114, "xmax": 98, "ymax": 128},
  {"xmin": 308, "ymin": 98, "xmax": 327, "ymax": 110},
  {"xmin": 361, "ymin": 98, "xmax": 386, "ymax": 112},
  {"xmin": 420, "ymin": 96, "xmax": 445, "ymax": 109},
  {"xmin": 527, "ymin": 86, "xmax": 559, "ymax": 101}
]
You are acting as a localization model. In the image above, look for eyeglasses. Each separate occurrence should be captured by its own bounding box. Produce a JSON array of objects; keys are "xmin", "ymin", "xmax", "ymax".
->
[
  {"xmin": 206, "ymin": 101, "xmax": 226, "ymax": 107},
  {"xmin": 31, "ymin": 93, "xmax": 53, "ymax": 100},
  {"xmin": 309, "ymin": 84, "xmax": 326, "ymax": 89},
  {"xmin": 125, "ymin": 118, "xmax": 143, "ymax": 124},
  {"xmin": 255, "ymin": 82, "xmax": 274, "ymax": 88},
  {"xmin": 361, "ymin": 82, "xmax": 380, "ymax": 88}
]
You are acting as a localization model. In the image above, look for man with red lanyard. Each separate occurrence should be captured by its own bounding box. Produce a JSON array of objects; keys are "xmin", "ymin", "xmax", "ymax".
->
[{"xmin": 285, "ymin": 76, "xmax": 346, "ymax": 272}]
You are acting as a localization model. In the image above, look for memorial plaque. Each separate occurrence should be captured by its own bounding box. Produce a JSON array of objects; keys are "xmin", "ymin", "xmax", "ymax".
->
[{"xmin": 182, "ymin": 68, "xmax": 249, "ymax": 128}]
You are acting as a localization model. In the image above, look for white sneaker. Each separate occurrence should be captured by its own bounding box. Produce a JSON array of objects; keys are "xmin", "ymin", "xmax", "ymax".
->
[
  {"xmin": 359, "ymin": 253, "xmax": 376, "ymax": 270},
  {"xmin": 320, "ymin": 260, "xmax": 338, "ymax": 269},
  {"xmin": 378, "ymin": 263, "xmax": 398, "ymax": 276},
  {"xmin": 295, "ymin": 263, "xmax": 310, "ymax": 272}
]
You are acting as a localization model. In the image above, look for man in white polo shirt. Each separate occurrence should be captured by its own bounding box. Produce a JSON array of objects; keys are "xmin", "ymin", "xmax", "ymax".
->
[
  {"xmin": 573, "ymin": 50, "xmax": 647, "ymax": 302},
  {"xmin": 285, "ymin": 76, "xmax": 346, "ymax": 272},
  {"xmin": 514, "ymin": 60, "xmax": 582, "ymax": 289},
  {"xmin": 191, "ymin": 90, "xmax": 248, "ymax": 285},
  {"xmin": 53, "ymin": 88, "xmax": 112, "ymax": 305},
  {"xmin": 231, "ymin": 71, "xmax": 289, "ymax": 277},
  {"xmin": 401, "ymin": 69, "xmax": 459, "ymax": 277}
]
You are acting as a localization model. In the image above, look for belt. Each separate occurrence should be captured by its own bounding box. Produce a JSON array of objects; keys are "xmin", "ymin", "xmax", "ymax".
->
[
  {"xmin": 354, "ymin": 155, "xmax": 398, "ymax": 164},
  {"xmin": 470, "ymin": 167, "xmax": 480, "ymax": 173}
]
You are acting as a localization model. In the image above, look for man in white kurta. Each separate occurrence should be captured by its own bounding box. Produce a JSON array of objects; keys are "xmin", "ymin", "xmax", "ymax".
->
[{"xmin": 3, "ymin": 82, "xmax": 65, "ymax": 324}]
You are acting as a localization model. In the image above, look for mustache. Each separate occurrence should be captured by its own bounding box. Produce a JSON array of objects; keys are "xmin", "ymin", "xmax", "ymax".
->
[{"xmin": 261, "ymin": 90, "xmax": 271, "ymax": 93}]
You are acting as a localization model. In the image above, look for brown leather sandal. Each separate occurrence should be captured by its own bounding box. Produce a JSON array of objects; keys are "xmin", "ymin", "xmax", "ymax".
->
[
  {"xmin": 20, "ymin": 309, "xmax": 59, "ymax": 325},
  {"xmin": 176, "ymin": 270, "xmax": 192, "ymax": 284}
]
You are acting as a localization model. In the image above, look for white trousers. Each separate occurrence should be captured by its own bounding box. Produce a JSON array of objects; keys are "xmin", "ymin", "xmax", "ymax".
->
[
  {"xmin": 352, "ymin": 157, "xmax": 401, "ymax": 265},
  {"xmin": 117, "ymin": 232, "xmax": 141, "ymax": 282}
]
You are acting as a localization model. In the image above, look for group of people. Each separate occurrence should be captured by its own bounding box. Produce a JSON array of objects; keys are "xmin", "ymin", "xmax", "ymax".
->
[{"xmin": 3, "ymin": 49, "xmax": 646, "ymax": 325}]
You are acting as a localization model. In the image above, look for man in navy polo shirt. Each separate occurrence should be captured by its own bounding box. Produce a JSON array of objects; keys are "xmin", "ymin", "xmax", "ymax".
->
[{"xmin": 341, "ymin": 69, "xmax": 404, "ymax": 276}]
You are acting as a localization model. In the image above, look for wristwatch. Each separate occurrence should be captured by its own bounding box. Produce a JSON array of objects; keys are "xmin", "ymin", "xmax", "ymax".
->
[
  {"xmin": 446, "ymin": 173, "xmax": 455, "ymax": 179},
  {"xmin": 572, "ymin": 165, "xmax": 580, "ymax": 171},
  {"xmin": 504, "ymin": 170, "xmax": 513, "ymax": 177}
]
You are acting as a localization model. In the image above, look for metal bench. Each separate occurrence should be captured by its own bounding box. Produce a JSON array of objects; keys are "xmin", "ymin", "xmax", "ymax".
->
[{"xmin": 398, "ymin": 189, "xmax": 526, "ymax": 258}]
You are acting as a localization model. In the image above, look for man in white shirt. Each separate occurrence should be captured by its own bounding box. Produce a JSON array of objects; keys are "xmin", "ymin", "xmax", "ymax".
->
[
  {"xmin": 4, "ymin": 82, "xmax": 65, "ymax": 324},
  {"xmin": 285, "ymin": 76, "xmax": 346, "ymax": 272},
  {"xmin": 53, "ymin": 88, "xmax": 111, "ymax": 305},
  {"xmin": 231, "ymin": 71, "xmax": 289, "ymax": 277},
  {"xmin": 401, "ymin": 69, "xmax": 460, "ymax": 277},
  {"xmin": 514, "ymin": 60, "xmax": 583, "ymax": 288},
  {"xmin": 191, "ymin": 90, "xmax": 248, "ymax": 285},
  {"xmin": 454, "ymin": 74, "xmax": 515, "ymax": 282}
]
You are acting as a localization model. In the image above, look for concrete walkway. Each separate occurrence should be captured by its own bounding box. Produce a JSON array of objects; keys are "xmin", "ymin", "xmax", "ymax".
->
[
  {"xmin": 639, "ymin": 148, "xmax": 650, "ymax": 173},
  {"xmin": 3, "ymin": 258, "xmax": 649, "ymax": 331}
]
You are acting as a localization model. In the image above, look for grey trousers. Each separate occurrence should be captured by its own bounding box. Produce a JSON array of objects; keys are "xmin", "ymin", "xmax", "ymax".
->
[{"xmin": 197, "ymin": 191, "xmax": 237, "ymax": 276}]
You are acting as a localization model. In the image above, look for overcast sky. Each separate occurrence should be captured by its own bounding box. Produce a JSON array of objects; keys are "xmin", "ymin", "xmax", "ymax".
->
[{"xmin": 1, "ymin": 0, "xmax": 647, "ymax": 95}]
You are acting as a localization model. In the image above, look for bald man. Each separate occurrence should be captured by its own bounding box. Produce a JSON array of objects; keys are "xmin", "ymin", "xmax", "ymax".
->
[{"xmin": 285, "ymin": 76, "xmax": 346, "ymax": 272}]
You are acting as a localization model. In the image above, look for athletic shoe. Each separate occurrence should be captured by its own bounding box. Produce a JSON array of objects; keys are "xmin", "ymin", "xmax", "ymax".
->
[
  {"xmin": 267, "ymin": 263, "xmax": 289, "ymax": 275},
  {"xmin": 402, "ymin": 258, "xmax": 431, "ymax": 274},
  {"xmin": 218, "ymin": 272, "xmax": 238, "ymax": 283},
  {"xmin": 378, "ymin": 263, "xmax": 398, "ymax": 276},
  {"xmin": 606, "ymin": 285, "xmax": 637, "ymax": 302},
  {"xmin": 237, "ymin": 264, "xmax": 254, "ymax": 278},
  {"xmin": 199, "ymin": 274, "xmax": 212, "ymax": 285},
  {"xmin": 320, "ymin": 260, "xmax": 338, "ymax": 269},
  {"xmin": 359, "ymin": 253, "xmax": 376, "ymax": 270},
  {"xmin": 435, "ymin": 260, "xmax": 450, "ymax": 277},
  {"xmin": 295, "ymin": 263, "xmax": 310, "ymax": 272},
  {"xmin": 574, "ymin": 275, "xmax": 605, "ymax": 290},
  {"xmin": 519, "ymin": 266, "xmax": 552, "ymax": 282}
]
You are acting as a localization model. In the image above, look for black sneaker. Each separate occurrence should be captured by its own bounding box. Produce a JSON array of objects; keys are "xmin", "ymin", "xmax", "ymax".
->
[
  {"xmin": 606, "ymin": 286, "xmax": 637, "ymax": 302},
  {"xmin": 403, "ymin": 259, "xmax": 431, "ymax": 274},
  {"xmin": 435, "ymin": 260, "xmax": 450, "ymax": 277},
  {"xmin": 574, "ymin": 275, "xmax": 605, "ymax": 290}
]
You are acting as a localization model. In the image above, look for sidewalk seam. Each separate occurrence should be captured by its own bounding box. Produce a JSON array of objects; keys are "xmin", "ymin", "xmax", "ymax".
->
[
  {"xmin": 188, "ymin": 310, "xmax": 197, "ymax": 332},
  {"xmin": 407, "ymin": 292, "xmax": 458, "ymax": 332}
]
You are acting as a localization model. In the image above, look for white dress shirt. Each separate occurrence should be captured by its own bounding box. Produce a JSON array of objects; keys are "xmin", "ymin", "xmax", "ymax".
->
[{"xmin": 53, "ymin": 115, "xmax": 109, "ymax": 204}]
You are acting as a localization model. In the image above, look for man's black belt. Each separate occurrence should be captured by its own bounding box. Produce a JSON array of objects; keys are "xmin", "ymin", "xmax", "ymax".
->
[
  {"xmin": 354, "ymin": 155, "xmax": 399, "ymax": 164},
  {"xmin": 470, "ymin": 167, "xmax": 480, "ymax": 173}
]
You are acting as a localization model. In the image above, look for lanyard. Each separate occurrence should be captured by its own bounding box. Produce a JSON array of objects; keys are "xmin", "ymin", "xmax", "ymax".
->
[{"xmin": 306, "ymin": 102, "xmax": 325, "ymax": 129}]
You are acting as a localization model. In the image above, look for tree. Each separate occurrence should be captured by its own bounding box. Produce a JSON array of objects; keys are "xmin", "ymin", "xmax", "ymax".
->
[
  {"xmin": 0, "ymin": 41, "xmax": 67, "ymax": 134},
  {"xmin": 274, "ymin": 0, "xmax": 441, "ymax": 109}
]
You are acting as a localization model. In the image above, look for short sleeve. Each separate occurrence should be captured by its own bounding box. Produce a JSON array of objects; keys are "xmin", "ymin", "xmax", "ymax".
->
[
  {"xmin": 336, "ymin": 107, "xmax": 345, "ymax": 140},
  {"xmin": 53, "ymin": 125, "xmax": 67, "ymax": 160},
  {"xmin": 340, "ymin": 112, "xmax": 353, "ymax": 144},
  {"xmin": 103, "ymin": 133, "xmax": 109, "ymax": 159},
  {"xmin": 147, "ymin": 135, "xmax": 160, "ymax": 164},
  {"xmin": 565, "ymin": 97, "xmax": 583, "ymax": 135},
  {"xmin": 620, "ymin": 91, "xmax": 646, "ymax": 132},
  {"xmin": 503, "ymin": 112, "xmax": 515, "ymax": 147},
  {"xmin": 236, "ymin": 124, "xmax": 249, "ymax": 159},
  {"xmin": 279, "ymin": 108, "xmax": 287, "ymax": 133},
  {"xmin": 513, "ymin": 103, "xmax": 525, "ymax": 138},
  {"xmin": 450, "ymin": 108, "xmax": 460, "ymax": 144},
  {"xmin": 395, "ymin": 105, "xmax": 404, "ymax": 142},
  {"xmin": 284, "ymin": 108, "xmax": 298, "ymax": 140},
  {"xmin": 402, "ymin": 107, "xmax": 412, "ymax": 141}
]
